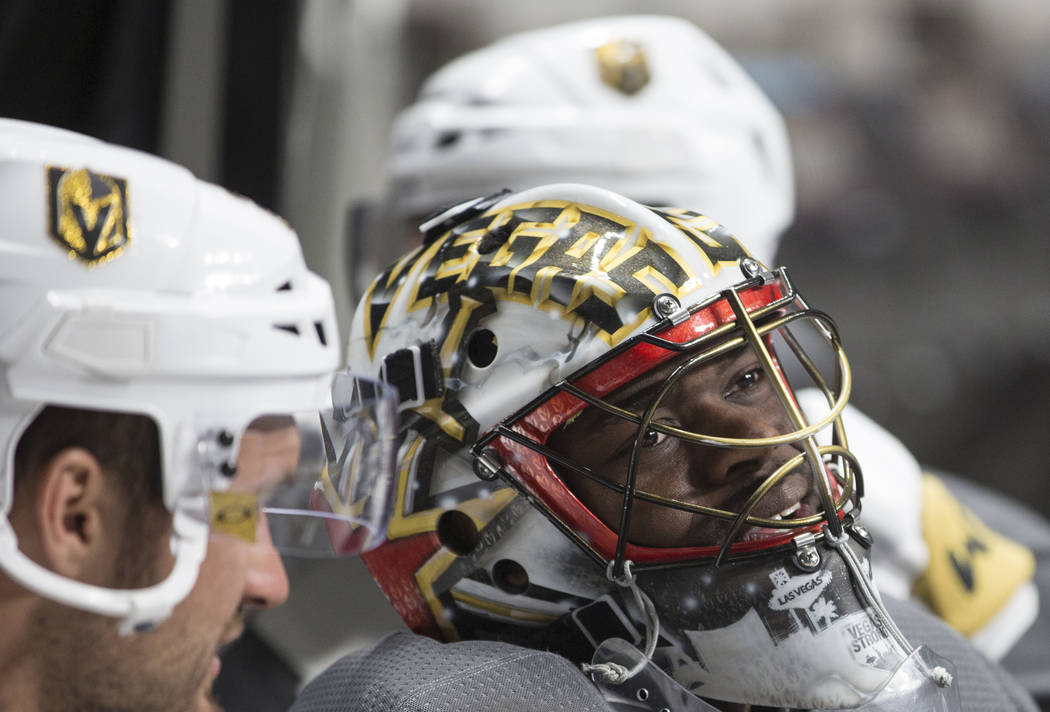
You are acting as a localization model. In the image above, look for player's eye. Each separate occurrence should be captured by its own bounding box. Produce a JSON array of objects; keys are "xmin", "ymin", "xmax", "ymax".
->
[
  {"xmin": 724, "ymin": 367, "xmax": 765, "ymax": 400},
  {"xmin": 641, "ymin": 426, "xmax": 667, "ymax": 448}
]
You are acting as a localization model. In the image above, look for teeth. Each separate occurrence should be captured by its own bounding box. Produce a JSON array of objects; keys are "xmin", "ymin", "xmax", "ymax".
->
[{"xmin": 772, "ymin": 502, "xmax": 801, "ymax": 521}]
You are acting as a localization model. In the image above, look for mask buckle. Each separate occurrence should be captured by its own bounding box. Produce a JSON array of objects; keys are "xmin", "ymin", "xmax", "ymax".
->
[{"xmin": 379, "ymin": 341, "xmax": 444, "ymax": 410}]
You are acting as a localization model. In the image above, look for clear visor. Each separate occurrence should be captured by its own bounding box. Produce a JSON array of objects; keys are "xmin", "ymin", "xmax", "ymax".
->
[
  {"xmin": 193, "ymin": 372, "xmax": 399, "ymax": 556},
  {"xmin": 345, "ymin": 199, "xmax": 425, "ymax": 301},
  {"xmin": 545, "ymin": 282, "xmax": 860, "ymax": 559},
  {"xmin": 590, "ymin": 638, "xmax": 960, "ymax": 711}
]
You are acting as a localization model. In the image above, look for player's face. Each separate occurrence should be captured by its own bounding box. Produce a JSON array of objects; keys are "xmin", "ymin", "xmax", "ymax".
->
[
  {"xmin": 548, "ymin": 346, "xmax": 819, "ymax": 549},
  {"xmin": 187, "ymin": 418, "xmax": 297, "ymax": 708},
  {"xmin": 39, "ymin": 421, "xmax": 296, "ymax": 712}
]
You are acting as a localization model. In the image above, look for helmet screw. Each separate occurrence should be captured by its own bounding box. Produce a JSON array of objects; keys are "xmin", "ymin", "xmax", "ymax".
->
[
  {"xmin": 220, "ymin": 461, "xmax": 238, "ymax": 478},
  {"xmin": 849, "ymin": 523, "xmax": 874, "ymax": 548},
  {"xmin": 652, "ymin": 293, "xmax": 680, "ymax": 320},
  {"xmin": 740, "ymin": 257, "xmax": 762, "ymax": 278},
  {"xmin": 472, "ymin": 448, "xmax": 503, "ymax": 482},
  {"xmin": 794, "ymin": 544, "xmax": 821, "ymax": 572},
  {"xmin": 217, "ymin": 430, "xmax": 235, "ymax": 448}
]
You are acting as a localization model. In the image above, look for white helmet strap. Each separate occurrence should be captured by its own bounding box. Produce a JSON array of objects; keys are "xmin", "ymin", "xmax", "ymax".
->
[{"xmin": 0, "ymin": 509, "xmax": 208, "ymax": 634}]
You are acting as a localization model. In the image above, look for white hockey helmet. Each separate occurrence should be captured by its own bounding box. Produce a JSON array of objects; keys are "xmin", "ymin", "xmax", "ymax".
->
[
  {"xmin": 384, "ymin": 15, "xmax": 794, "ymax": 264},
  {"xmin": 0, "ymin": 119, "xmax": 397, "ymax": 633}
]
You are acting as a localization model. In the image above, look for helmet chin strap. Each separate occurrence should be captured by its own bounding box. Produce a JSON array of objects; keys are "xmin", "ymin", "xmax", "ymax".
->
[
  {"xmin": 581, "ymin": 559, "xmax": 662, "ymax": 684},
  {"xmin": 0, "ymin": 509, "xmax": 208, "ymax": 635}
]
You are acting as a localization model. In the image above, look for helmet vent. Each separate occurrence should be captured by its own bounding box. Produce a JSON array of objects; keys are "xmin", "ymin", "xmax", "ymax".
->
[
  {"xmin": 435, "ymin": 130, "xmax": 461, "ymax": 149},
  {"xmin": 492, "ymin": 559, "xmax": 529, "ymax": 595},
  {"xmin": 437, "ymin": 510, "xmax": 479, "ymax": 555},
  {"xmin": 276, "ymin": 280, "xmax": 293, "ymax": 291},
  {"xmin": 274, "ymin": 324, "xmax": 300, "ymax": 336},
  {"xmin": 314, "ymin": 321, "xmax": 328, "ymax": 346},
  {"xmin": 466, "ymin": 329, "xmax": 498, "ymax": 368}
]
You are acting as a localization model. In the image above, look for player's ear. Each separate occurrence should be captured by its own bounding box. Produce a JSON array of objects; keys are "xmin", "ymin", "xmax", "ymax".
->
[{"xmin": 33, "ymin": 447, "xmax": 113, "ymax": 579}]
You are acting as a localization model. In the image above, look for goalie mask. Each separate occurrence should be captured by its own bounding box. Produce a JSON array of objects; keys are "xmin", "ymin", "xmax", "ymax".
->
[
  {"xmin": 0, "ymin": 119, "xmax": 398, "ymax": 634},
  {"xmin": 348, "ymin": 183, "xmax": 956, "ymax": 709}
]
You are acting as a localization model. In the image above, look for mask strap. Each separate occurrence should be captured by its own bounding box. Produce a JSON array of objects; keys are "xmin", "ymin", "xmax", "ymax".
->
[
  {"xmin": 828, "ymin": 525, "xmax": 955, "ymax": 690},
  {"xmin": 826, "ymin": 525, "xmax": 914, "ymax": 652},
  {"xmin": 581, "ymin": 560, "xmax": 661, "ymax": 684}
]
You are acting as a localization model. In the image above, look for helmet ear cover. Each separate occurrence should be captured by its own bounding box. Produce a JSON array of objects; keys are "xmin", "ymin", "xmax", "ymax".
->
[{"xmin": 486, "ymin": 280, "xmax": 829, "ymax": 566}]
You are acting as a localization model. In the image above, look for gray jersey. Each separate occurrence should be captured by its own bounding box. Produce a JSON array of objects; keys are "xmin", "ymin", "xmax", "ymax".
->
[
  {"xmin": 881, "ymin": 596, "xmax": 1038, "ymax": 712},
  {"xmin": 935, "ymin": 471, "xmax": 1050, "ymax": 704},
  {"xmin": 290, "ymin": 632, "xmax": 611, "ymax": 712},
  {"xmin": 292, "ymin": 596, "xmax": 1037, "ymax": 712}
]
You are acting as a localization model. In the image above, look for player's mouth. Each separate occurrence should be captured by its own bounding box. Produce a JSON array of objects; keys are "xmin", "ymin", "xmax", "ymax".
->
[
  {"xmin": 772, "ymin": 500, "xmax": 803, "ymax": 521},
  {"xmin": 208, "ymin": 616, "xmax": 246, "ymax": 681},
  {"xmin": 737, "ymin": 470, "xmax": 820, "ymax": 543}
]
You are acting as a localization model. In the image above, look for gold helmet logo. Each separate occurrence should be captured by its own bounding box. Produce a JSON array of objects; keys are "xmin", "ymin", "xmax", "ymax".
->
[
  {"xmin": 594, "ymin": 40, "xmax": 650, "ymax": 95},
  {"xmin": 47, "ymin": 166, "xmax": 130, "ymax": 265}
]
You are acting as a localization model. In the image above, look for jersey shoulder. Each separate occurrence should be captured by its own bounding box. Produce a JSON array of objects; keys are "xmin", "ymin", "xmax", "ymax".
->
[{"xmin": 291, "ymin": 632, "xmax": 613, "ymax": 712}]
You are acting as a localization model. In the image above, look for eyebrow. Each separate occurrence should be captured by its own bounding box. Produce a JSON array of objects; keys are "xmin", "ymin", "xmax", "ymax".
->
[
  {"xmin": 611, "ymin": 378, "xmax": 668, "ymax": 414},
  {"xmin": 608, "ymin": 348, "xmax": 750, "ymax": 413}
]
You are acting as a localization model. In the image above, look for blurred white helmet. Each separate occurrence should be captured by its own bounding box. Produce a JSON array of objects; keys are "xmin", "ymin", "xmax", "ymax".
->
[
  {"xmin": 0, "ymin": 119, "xmax": 394, "ymax": 633},
  {"xmin": 384, "ymin": 15, "xmax": 794, "ymax": 264}
]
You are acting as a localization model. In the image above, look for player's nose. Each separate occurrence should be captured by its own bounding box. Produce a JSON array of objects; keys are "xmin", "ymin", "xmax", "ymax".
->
[{"xmin": 242, "ymin": 514, "xmax": 290, "ymax": 609}]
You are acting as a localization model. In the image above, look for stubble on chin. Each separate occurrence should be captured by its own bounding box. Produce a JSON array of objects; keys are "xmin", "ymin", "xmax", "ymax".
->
[
  {"xmin": 32, "ymin": 598, "xmax": 218, "ymax": 712},
  {"xmin": 195, "ymin": 612, "xmax": 245, "ymax": 712}
]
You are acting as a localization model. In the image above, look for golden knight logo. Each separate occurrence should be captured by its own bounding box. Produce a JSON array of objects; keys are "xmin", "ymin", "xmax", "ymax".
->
[
  {"xmin": 595, "ymin": 39, "xmax": 651, "ymax": 95},
  {"xmin": 47, "ymin": 166, "xmax": 130, "ymax": 265}
]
